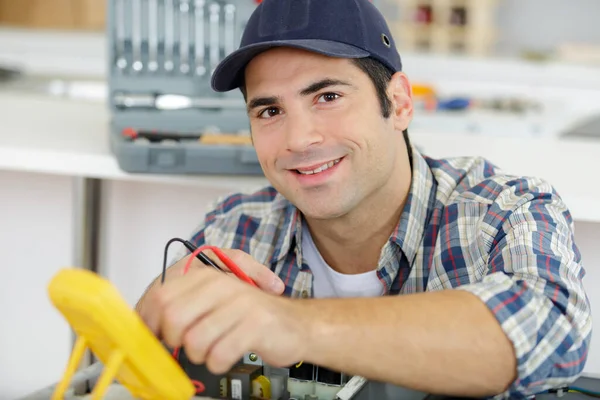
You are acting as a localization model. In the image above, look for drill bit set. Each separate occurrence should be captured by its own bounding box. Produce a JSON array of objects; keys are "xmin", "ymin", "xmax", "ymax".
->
[
  {"xmin": 106, "ymin": 0, "xmax": 262, "ymax": 175},
  {"xmin": 112, "ymin": 0, "xmax": 242, "ymax": 77}
]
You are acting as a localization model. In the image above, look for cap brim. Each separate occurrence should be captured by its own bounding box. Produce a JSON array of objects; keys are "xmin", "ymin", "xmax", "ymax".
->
[{"xmin": 210, "ymin": 39, "xmax": 370, "ymax": 92}]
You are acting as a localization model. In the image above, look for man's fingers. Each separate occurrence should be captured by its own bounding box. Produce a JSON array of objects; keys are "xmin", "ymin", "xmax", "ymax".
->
[
  {"xmin": 141, "ymin": 268, "xmax": 213, "ymax": 337},
  {"xmin": 205, "ymin": 316, "xmax": 257, "ymax": 375},
  {"xmin": 137, "ymin": 300, "xmax": 161, "ymax": 337},
  {"xmin": 136, "ymin": 254, "xmax": 197, "ymax": 332},
  {"xmin": 160, "ymin": 269, "xmax": 242, "ymax": 347},
  {"xmin": 137, "ymin": 276, "xmax": 188, "ymax": 335},
  {"xmin": 204, "ymin": 248, "xmax": 285, "ymax": 295},
  {"xmin": 182, "ymin": 296, "xmax": 250, "ymax": 365}
]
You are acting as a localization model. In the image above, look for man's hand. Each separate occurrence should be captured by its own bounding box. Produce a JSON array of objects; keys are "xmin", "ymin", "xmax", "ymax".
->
[
  {"xmin": 138, "ymin": 249, "xmax": 308, "ymax": 375},
  {"xmin": 136, "ymin": 248, "xmax": 285, "ymax": 314}
]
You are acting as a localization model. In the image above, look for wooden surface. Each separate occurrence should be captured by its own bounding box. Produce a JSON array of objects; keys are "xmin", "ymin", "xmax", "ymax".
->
[{"xmin": 0, "ymin": 0, "xmax": 105, "ymax": 30}]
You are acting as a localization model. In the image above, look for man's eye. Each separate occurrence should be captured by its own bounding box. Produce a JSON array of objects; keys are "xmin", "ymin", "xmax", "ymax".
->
[
  {"xmin": 317, "ymin": 93, "xmax": 340, "ymax": 103},
  {"xmin": 258, "ymin": 107, "xmax": 280, "ymax": 119}
]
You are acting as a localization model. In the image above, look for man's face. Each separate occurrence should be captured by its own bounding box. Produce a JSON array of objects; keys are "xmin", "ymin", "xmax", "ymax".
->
[{"xmin": 244, "ymin": 48, "xmax": 411, "ymax": 220}]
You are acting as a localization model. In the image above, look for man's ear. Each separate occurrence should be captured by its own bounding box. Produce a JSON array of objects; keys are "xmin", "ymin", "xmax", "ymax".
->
[{"xmin": 387, "ymin": 72, "xmax": 413, "ymax": 131}]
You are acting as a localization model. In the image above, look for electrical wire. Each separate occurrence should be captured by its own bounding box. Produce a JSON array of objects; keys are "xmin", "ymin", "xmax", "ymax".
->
[
  {"xmin": 567, "ymin": 386, "xmax": 600, "ymax": 398},
  {"xmin": 161, "ymin": 238, "xmax": 227, "ymax": 395},
  {"xmin": 161, "ymin": 238, "xmax": 259, "ymax": 395},
  {"xmin": 191, "ymin": 380, "xmax": 205, "ymax": 394},
  {"xmin": 544, "ymin": 386, "xmax": 600, "ymax": 398},
  {"xmin": 182, "ymin": 245, "xmax": 307, "ymax": 372},
  {"xmin": 161, "ymin": 238, "xmax": 305, "ymax": 394},
  {"xmin": 161, "ymin": 237, "xmax": 257, "ymax": 286},
  {"xmin": 183, "ymin": 244, "xmax": 258, "ymax": 287},
  {"xmin": 161, "ymin": 237, "xmax": 225, "ymax": 285}
]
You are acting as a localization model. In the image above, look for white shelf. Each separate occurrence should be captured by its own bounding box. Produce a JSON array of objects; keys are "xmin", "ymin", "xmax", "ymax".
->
[
  {"xmin": 0, "ymin": 90, "xmax": 268, "ymax": 191},
  {"xmin": 1, "ymin": 28, "xmax": 599, "ymax": 222},
  {"xmin": 0, "ymin": 88, "xmax": 598, "ymax": 223}
]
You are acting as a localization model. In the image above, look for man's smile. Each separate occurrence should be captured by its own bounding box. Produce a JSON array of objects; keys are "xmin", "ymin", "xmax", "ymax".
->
[
  {"xmin": 288, "ymin": 157, "xmax": 346, "ymax": 186},
  {"xmin": 294, "ymin": 158, "xmax": 342, "ymax": 175}
]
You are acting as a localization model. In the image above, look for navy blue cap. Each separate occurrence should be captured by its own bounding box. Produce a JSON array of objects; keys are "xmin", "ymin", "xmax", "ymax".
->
[{"xmin": 210, "ymin": 0, "xmax": 402, "ymax": 92}]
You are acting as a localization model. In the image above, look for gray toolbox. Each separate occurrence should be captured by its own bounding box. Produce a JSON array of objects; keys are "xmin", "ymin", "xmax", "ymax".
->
[
  {"xmin": 105, "ymin": 0, "xmax": 398, "ymax": 176},
  {"xmin": 106, "ymin": 0, "xmax": 263, "ymax": 175}
]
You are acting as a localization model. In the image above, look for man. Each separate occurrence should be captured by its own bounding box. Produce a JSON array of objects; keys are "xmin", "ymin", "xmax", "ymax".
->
[{"xmin": 136, "ymin": 0, "xmax": 592, "ymax": 398}]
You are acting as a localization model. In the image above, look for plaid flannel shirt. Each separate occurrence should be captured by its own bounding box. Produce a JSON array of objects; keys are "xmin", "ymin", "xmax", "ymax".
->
[{"xmin": 181, "ymin": 146, "xmax": 592, "ymax": 399}]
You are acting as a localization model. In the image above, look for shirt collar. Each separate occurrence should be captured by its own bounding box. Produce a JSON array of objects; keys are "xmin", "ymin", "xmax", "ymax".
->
[
  {"xmin": 270, "ymin": 193, "xmax": 301, "ymax": 264},
  {"xmin": 389, "ymin": 146, "xmax": 437, "ymax": 266},
  {"xmin": 270, "ymin": 146, "xmax": 437, "ymax": 266}
]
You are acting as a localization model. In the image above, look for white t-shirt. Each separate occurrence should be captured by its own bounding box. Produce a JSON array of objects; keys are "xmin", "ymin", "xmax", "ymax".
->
[{"xmin": 301, "ymin": 223, "xmax": 384, "ymax": 298}]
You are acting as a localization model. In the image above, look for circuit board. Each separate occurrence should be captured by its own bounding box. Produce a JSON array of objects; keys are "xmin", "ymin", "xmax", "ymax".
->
[{"xmin": 80, "ymin": 384, "xmax": 218, "ymax": 400}]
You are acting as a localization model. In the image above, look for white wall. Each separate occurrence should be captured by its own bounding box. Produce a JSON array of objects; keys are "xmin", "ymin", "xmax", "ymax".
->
[
  {"xmin": 98, "ymin": 179, "xmax": 237, "ymax": 307},
  {"xmin": 495, "ymin": 0, "xmax": 600, "ymax": 55},
  {"xmin": 0, "ymin": 171, "xmax": 73, "ymax": 400}
]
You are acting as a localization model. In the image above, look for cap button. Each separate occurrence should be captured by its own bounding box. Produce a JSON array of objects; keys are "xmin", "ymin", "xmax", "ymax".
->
[{"xmin": 381, "ymin": 33, "xmax": 391, "ymax": 48}]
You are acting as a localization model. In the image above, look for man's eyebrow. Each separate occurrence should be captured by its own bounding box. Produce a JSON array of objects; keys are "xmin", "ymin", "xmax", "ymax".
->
[
  {"xmin": 247, "ymin": 96, "xmax": 280, "ymax": 113},
  {"xmin": 299, "ymin": 78, "xmax": 355, "ymax": 96},
  {"xmin": 246, "ymin": 79, "xmax": 354, "ymax": 113}
]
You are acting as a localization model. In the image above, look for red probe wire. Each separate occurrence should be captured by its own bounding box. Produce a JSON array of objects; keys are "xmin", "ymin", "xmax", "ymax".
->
[
  {"xmin": 172, "ymin": 245, "xmax": 258, "ymax": 394},
  {"xmin": 183, "ymin": 245, "xmax": 258, "ymax": 287}
]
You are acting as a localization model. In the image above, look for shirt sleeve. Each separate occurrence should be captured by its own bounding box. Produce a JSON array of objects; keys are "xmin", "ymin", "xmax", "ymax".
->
[{"xmin": 456, "ymin": 178, "xmax": 592, "ymax": 399}]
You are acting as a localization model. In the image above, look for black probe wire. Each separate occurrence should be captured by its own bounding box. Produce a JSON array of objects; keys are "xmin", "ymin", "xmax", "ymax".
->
[
  {"xmin": 161, "ymin": 237, "xmax": 225, "ymax": 284},
  {"xmin": 160, "ymin": 237, "xmax": 216, "ymax": 396}
]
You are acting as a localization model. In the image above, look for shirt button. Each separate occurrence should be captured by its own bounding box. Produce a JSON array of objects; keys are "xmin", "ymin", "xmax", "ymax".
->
[{"xmin": 301, "ymin": 290, "xmax": 309, "ymax": 298}]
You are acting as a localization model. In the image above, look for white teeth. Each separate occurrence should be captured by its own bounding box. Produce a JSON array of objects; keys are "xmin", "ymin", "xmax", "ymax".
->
[{"xmin": 297, "ymin": 159, "xmax": 340, "ymax": 175}]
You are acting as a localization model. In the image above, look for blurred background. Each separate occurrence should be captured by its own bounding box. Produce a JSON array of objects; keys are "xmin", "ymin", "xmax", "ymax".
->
[{"xmin": 1, "ymin": 1, "xmax": 600, "ymax": 399}]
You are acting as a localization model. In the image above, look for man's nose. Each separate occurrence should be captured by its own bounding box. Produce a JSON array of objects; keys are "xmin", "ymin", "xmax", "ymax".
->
[{"xmin": 283, "ymin": 110, "xmax": 323, "ymax": 152}]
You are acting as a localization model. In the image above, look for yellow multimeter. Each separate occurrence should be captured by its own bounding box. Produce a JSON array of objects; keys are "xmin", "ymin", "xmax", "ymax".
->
[{"xmin": 48, "ymin": 268, "xmax": 196, "ymax": 400}]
